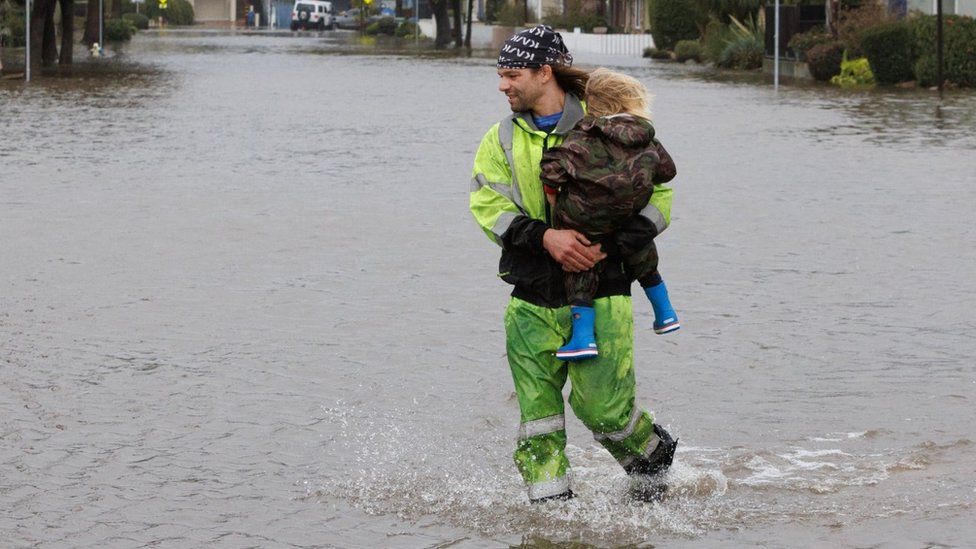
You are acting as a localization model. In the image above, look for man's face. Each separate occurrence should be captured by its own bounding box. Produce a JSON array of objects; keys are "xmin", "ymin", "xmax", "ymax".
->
[{"xmin": 497, "ymin": 67, "xmax": 547, "ymax": 113}]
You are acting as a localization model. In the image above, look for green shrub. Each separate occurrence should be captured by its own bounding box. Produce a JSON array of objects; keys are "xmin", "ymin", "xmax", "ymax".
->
[
  {"xmin": 714, "ymin": 12, "xmax": 763, "ymax": 69},
  {"xmin": 648, "ymin": 0, "xmax": 704, "ymax": 50},
  {"xmin": 483, "ymin": 0, "xmax": 502, "ymax": 24},
  {"xmin": 806, "ymin": 40, "xmax": 845, "ymax": 81},
  {"xmin": 913, "ymin": 54, "xmax": 938, "ymax": 87},
  {"xmin": 702, "ymin": 18, "xmax": 734, "ymax": 63},
  {"xmin": 787, "ymin": 26, "xmax": 831, "ymax": 61},
  {"xmin": 395, "ymin": 20, "xmax": 419, "ymax": 38},
  {"xmin": 146, "ymin": 0, "xmax": 195, "ymax": 26},
  {"xmin": 0, "ymin": 0, "xmax": 26, "ymax": 47},
  {"xmin": 911, "ymin": 14, "xmax": 976, "ymax": 87},
  {"xmin": 365, "ymin": 16, "xmax": 396, "ymax": 35},
  {"xmin": 859, "ymin": 21, "xmax": 913, "ymax": 84},
  {"xmin": 123, "ymin": 12, "xmax": 150, "ymax": 30},
  {"xmin": 105, "ymin": 19, "xmax": 134, "ymax": 42},
  {"xmin": 543, "ymin": 0, "xmax": 605, "ymax": 32},
  {"xmin": 831, "ymin": 55, "xmax": 875, "ymax": 88},
  {"xmin": 120, "ymin": 0, "xmax": 139, "ymax": 15},
  {"xmin": 718, "ymin": 35, "xmax": 762, "ymax": 69},
  {"xmin": 674, "ymin": 39, "xmax": 703, "ymax": 62},
  {"xmin": 643, "ymin": 47, "xmax": 672, "ymax": 60},
  {"xmin": 836, "ymin": 2, "xmax": 893, "ymax": 58}
]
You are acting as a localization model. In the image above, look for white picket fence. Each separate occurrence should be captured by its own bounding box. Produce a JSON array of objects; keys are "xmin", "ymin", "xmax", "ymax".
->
[
  {"xmin": 561, "ymin": 28, "xmax": 656, "ymax": 57},
  {"xmin": 417, "ymin": 21, "xmax": 655, "ymax": 58}
]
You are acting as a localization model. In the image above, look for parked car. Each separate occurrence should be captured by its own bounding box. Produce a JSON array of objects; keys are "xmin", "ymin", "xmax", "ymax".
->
[
  {"xmin": 334, "ymin": 8, "xmax": 384, "ymax": 30},
  {"xmin": 290, "ymin": 0, "xmax": 335, "ymax": 31}
]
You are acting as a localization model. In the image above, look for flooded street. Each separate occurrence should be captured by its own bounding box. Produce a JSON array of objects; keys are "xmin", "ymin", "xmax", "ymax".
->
[{"xmin": 2, "ymin": 29, "xmax": 975, "ymax": 547}]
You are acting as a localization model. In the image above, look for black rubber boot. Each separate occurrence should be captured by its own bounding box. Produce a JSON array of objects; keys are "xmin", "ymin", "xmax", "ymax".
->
[
  {"xmin": 529, "ymin": 489, "xmax": 576, "ymax": 504},
  {"xmin": 624, "ymin": 423, "xmax": 678, "ymax": 502}
]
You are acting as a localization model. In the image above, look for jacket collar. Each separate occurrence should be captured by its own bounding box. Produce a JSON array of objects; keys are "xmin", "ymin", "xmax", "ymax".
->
[{"xmin": 512, "ymin": 93, "xmax": 585, "ymax": 136}]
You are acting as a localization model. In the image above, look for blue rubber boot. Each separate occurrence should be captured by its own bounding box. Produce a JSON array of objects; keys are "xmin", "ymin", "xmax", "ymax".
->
[
  {"xmin": 556, "ymin": 306, "xmax": 599, "ymax": 361},
  {"xmin": 644, "ymin": 282, "xmax": 680, "ymax": 334}
]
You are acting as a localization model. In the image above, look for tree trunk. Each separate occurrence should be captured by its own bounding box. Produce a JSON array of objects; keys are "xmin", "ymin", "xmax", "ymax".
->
[
  {"xmin": 431, "ymin": 0, "xmax": 450, "ymax": 48},
  {"xmin": 59, "ymin": 0, "xmax": 74, "ymax": 64},
  {"xmin": 111, "ymin": 0, "xmax": 120, "ymax": 19},
  {"xmin": 451, "ymin": 0, "xmax": 461, "ymax": 47},
  {"xmin": 29, "ymin": 0, "xmax": 46, "ymax": 69},
  {"xmin": 41, "ymin": 0, "xmax": 58, "ymax": 66},
  {"xmin": 464, "ymin": 0, "xmax": 472, "ymax": 49},
  {"xmin": 83, "ymin": 0, "xmax": 99, "ymax": 45}
]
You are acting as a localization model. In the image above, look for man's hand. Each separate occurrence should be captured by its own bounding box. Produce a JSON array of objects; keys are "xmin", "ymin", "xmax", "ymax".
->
[{"xmin": 542, "ymin": 229, "xmax": 606, "ymax": 272}]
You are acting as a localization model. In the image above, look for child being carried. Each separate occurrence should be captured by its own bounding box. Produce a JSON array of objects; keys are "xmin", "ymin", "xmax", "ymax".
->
[{"xmin": 541, "ymin": 68, "xmax": 680, "ymax": 361}]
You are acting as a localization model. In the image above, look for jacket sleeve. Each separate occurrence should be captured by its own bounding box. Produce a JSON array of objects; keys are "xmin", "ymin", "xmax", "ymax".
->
[
  {"xmin": 469, "ymin": 124, "xmax": 549, "ymax": 252},
  {"xmin": 540, "ymin": 147, "xmax": 572, "ymax": 195},
  {"xmin": 652, "ymin": 139, "xmax": 677, "ymax": 184},
  {"xmin": 641, "ymin": 137, "xmax": 675, "ymax": 235}
]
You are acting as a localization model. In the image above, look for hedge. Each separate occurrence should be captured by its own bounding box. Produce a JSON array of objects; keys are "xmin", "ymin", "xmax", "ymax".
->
[
  {"xmin": 0, "ymin": 1, "xmax": 25, "ymax": 47},
  {"xmin": 674, "ymin": 40, "xmax": 703, "ymax": 62},
  {"xmin": 860, "ymin": 21, "xmax": 914, "ymax": 84},
  {"xmin": 365, "ymin": 17, "xmax": 396, "ymax": 36},
  {"xmin": 123, "ymin": 12, "xmax": 150, "ymax": 30},
  {"xmin": 105, "ymin": 19, "xmax": 134, "ymax": 42},
  {"xmin": 648, "ymin": 0, "xmax": 703, "ymax": 50},
  {"xmin": 911, "ymin": 14, "xmax": 976, "ymax": 88},
  {"xmin": 395, "ymin": 21, "xmax": 419, "ymax": 38},
  {"xmin": 542, "ymin": 0, "xmax": 606, "ymax": 33},
  {"xmin": 806, "ymin": 40, "xmax": 845, "ymax": 82},
  {"xmin": 702, "ymin": 18, "xmax": 734, "ymax": 63},
  {"xmin": 788, "ymin": 27, "xmax": 832, "ymax": 61}
]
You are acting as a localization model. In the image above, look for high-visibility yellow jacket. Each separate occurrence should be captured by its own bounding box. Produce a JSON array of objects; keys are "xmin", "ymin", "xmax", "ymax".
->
[{"xmin": 469, "ymin": 93, "xmax": 673, "ymax": 307}]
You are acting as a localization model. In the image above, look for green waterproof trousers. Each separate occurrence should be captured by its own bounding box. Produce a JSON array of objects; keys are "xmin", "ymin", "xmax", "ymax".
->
[{"xmin": 504, "ymin": 295, "xmax": 664, "ymax": 500}]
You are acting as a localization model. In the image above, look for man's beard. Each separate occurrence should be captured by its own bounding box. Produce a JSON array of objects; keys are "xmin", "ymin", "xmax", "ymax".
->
[{"xmin": 508, "ymin": 95, "xmax": 529, "ymax": 112}]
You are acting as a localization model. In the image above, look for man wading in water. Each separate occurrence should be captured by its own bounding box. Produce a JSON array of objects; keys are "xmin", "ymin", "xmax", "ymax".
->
[{"xmin": 469, "ymin": 25, "xmax": 679, "ymax": 502}]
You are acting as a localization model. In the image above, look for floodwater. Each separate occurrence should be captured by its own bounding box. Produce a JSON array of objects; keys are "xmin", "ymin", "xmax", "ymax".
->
[{"xmin": 2, "ymin": 29, "xmax": 975, "ymax": 547}]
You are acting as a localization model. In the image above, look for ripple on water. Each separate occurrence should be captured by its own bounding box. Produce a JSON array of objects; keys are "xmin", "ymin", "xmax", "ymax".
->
[{"xmin": 303, "ymin": 403, "xmax": 974, "ymax": 545}]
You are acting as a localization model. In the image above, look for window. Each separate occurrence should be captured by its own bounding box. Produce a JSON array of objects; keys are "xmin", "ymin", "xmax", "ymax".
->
[{"xmin": 932, "ymin": 0, "xmax": 957, "ymax": 14}]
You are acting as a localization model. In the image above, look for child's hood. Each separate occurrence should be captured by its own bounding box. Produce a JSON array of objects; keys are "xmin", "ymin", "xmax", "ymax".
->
[{"xmin": 577, "ymin": 114, "xmax": 656, "ymax": 147}]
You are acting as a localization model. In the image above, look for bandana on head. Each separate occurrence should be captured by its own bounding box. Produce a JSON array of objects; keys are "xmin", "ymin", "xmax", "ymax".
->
[{"xmin": 496, "ymin": 25, "xmax": 573, "ymax": 69}]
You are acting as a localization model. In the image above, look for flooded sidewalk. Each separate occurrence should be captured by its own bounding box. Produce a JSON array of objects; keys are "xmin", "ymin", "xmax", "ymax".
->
[{"xmin": 2, "ymin": 29, "xmax": 975, "ymax": 547}]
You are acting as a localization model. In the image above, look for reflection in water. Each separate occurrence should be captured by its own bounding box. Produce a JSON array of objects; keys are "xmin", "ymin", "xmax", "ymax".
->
[{"xmin": 2, "ymin": 29, "xmax": 975, "ymax": 548}]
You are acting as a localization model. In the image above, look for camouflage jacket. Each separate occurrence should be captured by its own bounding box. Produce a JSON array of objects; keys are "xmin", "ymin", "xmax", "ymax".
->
[{"xmin": 541, "ymin": 114, "xmax": 676, "ymax": 238}]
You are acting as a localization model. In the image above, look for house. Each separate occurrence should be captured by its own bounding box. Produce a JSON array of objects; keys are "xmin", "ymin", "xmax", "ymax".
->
[
  {"xmin": 607, "ymin": 0, "xmax": 647, "ymax": 33},
  {"xmin": 190, "ymin": 0, "xmax": 239, "ymax": 22},
  {"xmin": 906, "ymin": 0, "xmax": 976, "ymax": 17}
]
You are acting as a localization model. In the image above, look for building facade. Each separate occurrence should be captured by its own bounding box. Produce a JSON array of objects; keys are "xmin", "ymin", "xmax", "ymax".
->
[{"xmin": 906, "ymin": 0, "xmax": 976, "ymax": 17}]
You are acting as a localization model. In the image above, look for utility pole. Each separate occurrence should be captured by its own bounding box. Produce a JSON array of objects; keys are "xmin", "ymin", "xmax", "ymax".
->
[
  {"xmin": 774, "ymin": 0, "xmax": 780, "ymax": 91},
  {"xmin": 25, "ymin": 0, "xmax": 31, "ymax": 81},
  {"xmin": 936, "ymin": 0, "xmax": 944, "ymax": 98}
]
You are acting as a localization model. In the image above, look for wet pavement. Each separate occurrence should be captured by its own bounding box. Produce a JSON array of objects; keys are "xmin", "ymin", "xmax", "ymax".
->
[{"xmin": 2, "ymin": 29, "xmax": 975, "ymax": 547}]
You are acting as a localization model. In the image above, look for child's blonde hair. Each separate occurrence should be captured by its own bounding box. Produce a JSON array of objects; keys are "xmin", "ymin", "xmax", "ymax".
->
[{"xmin": 584, "ymin": 68, "xmax": 652, "ymax": 120}]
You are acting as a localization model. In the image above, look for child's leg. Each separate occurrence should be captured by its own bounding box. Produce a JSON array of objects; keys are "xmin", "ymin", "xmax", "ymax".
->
[
  {"xmin": 556, "ymin": 267, "xmax": 602, "ymax": 361},
  {"xmin": 621, "ymin": 238, "xmax": 680, "ymax": 335}
]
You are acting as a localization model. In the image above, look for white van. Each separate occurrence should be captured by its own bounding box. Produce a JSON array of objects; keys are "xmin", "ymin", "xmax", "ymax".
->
[{"xmin": 290, "ymin": 0, "xmax": 334, "ymax": 31}]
